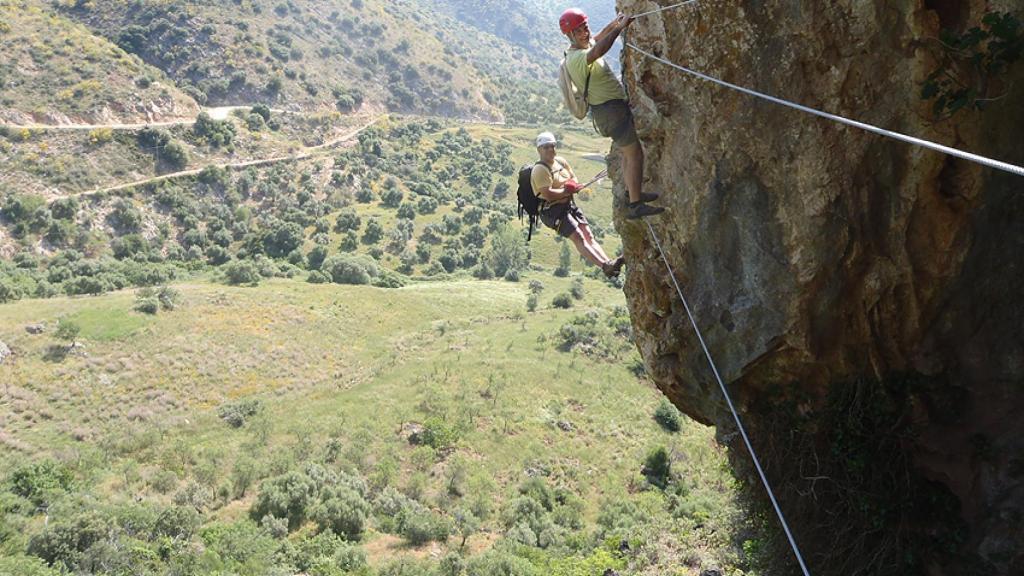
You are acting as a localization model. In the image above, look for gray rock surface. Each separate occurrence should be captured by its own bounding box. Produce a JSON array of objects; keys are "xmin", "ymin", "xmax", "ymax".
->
[{"xmin": 615, "ymin": 0, "xmax": 1024, "ymax": 573}]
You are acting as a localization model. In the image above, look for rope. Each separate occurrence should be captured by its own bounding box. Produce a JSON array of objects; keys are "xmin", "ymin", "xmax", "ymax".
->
[
  {"xmin": 632, "ymin": 0, "xmax": 701, "ymax": 19},
  {"xmin": 626, "ymin": 43, "xmax": 1024, "ymax": 178},
  {"xmin": 644, "ymin": 220, "xmax": 813, "ymax": 576}
]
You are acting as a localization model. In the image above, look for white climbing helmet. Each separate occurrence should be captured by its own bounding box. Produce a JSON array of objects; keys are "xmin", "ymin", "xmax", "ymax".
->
[{"xmin": 535, "ymin": 132, "xmax": 557, "ymax": 148}]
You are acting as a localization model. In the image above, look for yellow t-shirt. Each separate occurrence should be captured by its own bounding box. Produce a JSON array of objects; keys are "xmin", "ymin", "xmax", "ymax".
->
[
  {"xmin": 565, "ymin": 44, "xmax": 626, "ymax": 106},
  {"xmin": 530, "ymin": 156, "xmax": 576, "ymax": 205}
]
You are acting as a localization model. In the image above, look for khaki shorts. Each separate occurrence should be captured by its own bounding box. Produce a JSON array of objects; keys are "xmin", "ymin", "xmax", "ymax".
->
[{"xmin": 590, "ymin": 99, "xmax": 639, "ymax": 147}]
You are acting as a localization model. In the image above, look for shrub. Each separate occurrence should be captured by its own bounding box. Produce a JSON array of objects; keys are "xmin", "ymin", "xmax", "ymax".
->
[
  {"xmin": 26, "ymin": 512, "xmax": 109, "ymax": 569},
  {"xmin": 224, "ymin": 260, "xmax": 261, "ymax": 285},
  {"xmin": 380, "ymin": 186, "xmax": 404, "ymax": 208},
  {"xmin": 251, "ymin": 104, "xmax": 272, "ymax": 122},
  {"xmin": 10, "ymin": 460, "xmax": 74, "ymax": 506},
  {"xmin": 162, "ymin": 140, "xmax": 189, "ymax": 169},
  {"xmin": 321, "ymin": 254, "xmax": 379, "ymax": 285},
  {"xmin": 246, "ymin": 113, "xmax": 265, "ymax": 131},
  {"xmin": 551, "ymin": 293, "xmax": 573, "ymax": 309},
  {"xmin": 251, "ymin": 472, "xmax": 319, "ymax": 531},
  {"xmin": 312, "ymin": 487, "xmax": 371, "ymax": 540},
  {"xmin": 554, "ymin": 243, "xmax": 572, "ymax": 277},
  {"xmin": 418, "ymin": 417, "xmax": 461, "ymax": 452},
  {"xmin": 217, "ymin": 399, "xmax": 263, "ymax": 428},
  {"xmin": 526, "ymin": 294, "xmax": 538, "ymax": 312},
  {"xmin": 362, "ymin": 218, "xmax": 384, "ymax": 244},
  {"xmin": 134, "ymin": 296, "xmax": 159, "ymax": 315},
  {"xmin": 570, "ymin": 278, "xmax": 585, "ymax": 300},
  {"xmin": 307, "ymin": 246, "xmax": 329, "ymax": 270},
  {"xmin": 642, "ymin": 447, "xmax": 672, "ymax": 489},
  {"xmin": 504, "ymin": 268, "xmax": 520, "ymax": 282},
  {"xmin": 333, "ymin": 209, "xmax": 361, "ymax": 232},
  {"xmin": 108, "ymin": 199, "xmax": 142, "ymax": 232},
  {"xmin": 654, "ymin": 400, "xmax": 682, "ymax": 432},
  {"xmin": 399, "ymin": 505, "xmax": 451, "ymax": 545}
]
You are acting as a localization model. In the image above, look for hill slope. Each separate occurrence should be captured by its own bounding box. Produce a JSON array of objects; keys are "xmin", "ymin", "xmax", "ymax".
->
[
  {"xmin": 0, "ymin": 2, "xmax": 198, "ymax": 124},
  {"xmin": 49, "ymin": 0, "xmax": 555, "ymax": 120}
]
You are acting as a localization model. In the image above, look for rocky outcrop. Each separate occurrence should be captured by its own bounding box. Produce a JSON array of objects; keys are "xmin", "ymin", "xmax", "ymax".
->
[{"xmin": 616, "ymin": 1, "xmax": 1023, "ymax": 574}]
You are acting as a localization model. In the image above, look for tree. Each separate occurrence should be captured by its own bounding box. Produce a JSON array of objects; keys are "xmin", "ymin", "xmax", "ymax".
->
[
  {"xmin": 454, "ymin": 508, "xmax": 479, "ymax": 549},
  {"xmin": 312, "ymin": 487, "xmax": 371, "ymax": 540},
  {"xmin": 642, "ymin": 447, "xmax": 672, "ymax": 489},
  {"xmin": 362, "ymin": 218, "xmax": 384, "ymax": 244},
  {"xmin": 486, "ymin": 224, "xmax": 528, "ymax": 277},
  {"xmin": 334, "ymin": 209, "xmax": 361, "ymax": 232},
  {"xmin": 162, "ymin": 140, "xmax": 190, "ymax": 170},
  {"xmin": 554, "ymin": 243, "xmax": 572, "ymax": 277},
  {"xmin": 251, "ymin": 471, "xmax": 319, "ymax": 531},
  {"xmin": 654, "ymin": 400, "xmax": 682, "ymax": 432},
  {"xmin": 380, "ymin": 185, "xmax": 404, "ymax": 208},
  {"xmin": 224, "ymin": 260, "xmax": 261, "ymax": 286}
]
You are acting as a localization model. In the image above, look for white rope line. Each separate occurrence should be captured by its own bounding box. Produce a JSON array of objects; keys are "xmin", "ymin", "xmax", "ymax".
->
[
  {"xmin": 632, "ymin": 0, "xmax": 701, "ymax": 19},
  {"xmin": 644, "ymin": 220, "xmax": 813, "ymax": 576},
  {"xmin": 626, "ymin": 43, "xmax": 1024, "ymax": 178}
]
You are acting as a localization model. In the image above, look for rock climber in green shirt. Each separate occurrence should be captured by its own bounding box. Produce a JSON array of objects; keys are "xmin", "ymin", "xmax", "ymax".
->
[{"xmin": 560, "ymin": 8, "xmax": 664, "ymax": 219}]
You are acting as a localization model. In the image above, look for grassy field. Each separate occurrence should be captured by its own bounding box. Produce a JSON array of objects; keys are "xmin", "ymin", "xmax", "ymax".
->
[{"xmin": 0, "ymin": 269, "xmax": 754, "ymax": 574}]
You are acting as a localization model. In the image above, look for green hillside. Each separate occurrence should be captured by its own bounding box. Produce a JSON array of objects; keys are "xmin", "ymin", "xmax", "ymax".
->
[
  {"xmin": 0, "ymin": 2, "xmax": 198, "ymax": 124},
  {"xmin": 48, "ymin": 0, "xmax": 556, "ymax": 120},
  {"xmin": 0, "ymin": 273, "xmax": 756, "ymax": 575}
]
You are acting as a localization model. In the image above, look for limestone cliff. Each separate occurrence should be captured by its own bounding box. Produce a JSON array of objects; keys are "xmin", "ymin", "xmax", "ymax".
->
[{"xmin": 615, "ymin": 1, "xmax": 1023, "ymax": 574}]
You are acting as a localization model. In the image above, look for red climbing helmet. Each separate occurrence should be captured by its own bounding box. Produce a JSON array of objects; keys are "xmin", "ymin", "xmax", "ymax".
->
[{"xmin": 559, "ymin": 8, "xmax": 588, "ymax": 35}]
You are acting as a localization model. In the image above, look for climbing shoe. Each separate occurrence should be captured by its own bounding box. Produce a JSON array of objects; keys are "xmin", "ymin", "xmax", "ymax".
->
[
  {"xmin": 626, "ymin": 202, "xmax": 665, "ymax": 219},
  {"xmin": 601, "ymin": 257, "xmax": 624, "ymax": 278},
  {"xmin": 637, "ymin": 191, "xmax": 660, "ymax": 203}
]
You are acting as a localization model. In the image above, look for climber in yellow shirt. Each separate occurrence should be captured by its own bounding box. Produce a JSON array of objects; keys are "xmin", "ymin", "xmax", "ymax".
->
[{"xmin": 560, "ymin": 8, "xmax": 664, "ymax": 220}]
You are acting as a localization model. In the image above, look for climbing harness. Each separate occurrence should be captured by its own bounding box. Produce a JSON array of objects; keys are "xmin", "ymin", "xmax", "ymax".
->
[
  {"xmin": 632, "ymin": 0, "xmax": 700, "ymax": 19},
  {"xmin": 645, "ymin": 221, "xmax": 813, "ymax": 576}
]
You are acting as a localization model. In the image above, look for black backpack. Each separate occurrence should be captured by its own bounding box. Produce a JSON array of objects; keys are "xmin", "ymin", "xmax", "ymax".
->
[{"xmin": 517, "ymin": 162, "xmax": 547, "ymax": 241}]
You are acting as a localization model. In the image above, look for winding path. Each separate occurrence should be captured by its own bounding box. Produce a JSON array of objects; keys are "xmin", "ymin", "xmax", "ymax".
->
[{"xmin": 56, "ymin": 115, "xmax": 383, "ymax": 202}]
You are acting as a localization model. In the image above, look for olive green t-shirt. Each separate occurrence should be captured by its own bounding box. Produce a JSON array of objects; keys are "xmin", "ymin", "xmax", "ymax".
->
[
  {"xmin": 530, "ymin": 156, "xmax": 575, "ymax": 205},
  {"xmin": 565, "ymin": 44, "xmax": 626, "ymax": 106}
]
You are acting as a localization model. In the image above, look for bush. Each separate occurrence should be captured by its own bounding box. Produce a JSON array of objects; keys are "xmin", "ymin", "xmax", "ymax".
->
[
  {"xmin": 224, "ymin": 260, "xmax": 261, "ymax": 285},
  {"xmin": 554, "ymin": 243, "xmax": 572, "ymax": 277},
  {"xmin": 251, "ymin": 104, "xmax": 272, "ymax": 122},
  {"xmin": 399, "ymin": 505, "xmax": 451, "ymax": 545},
  {"xmin": 551, "ymin": 293, "xmax": 573, "ymax": 309},
  {"xmin": 10, "ymin": 460, "xmax": 74, "ymax": 506},
  {"xmin": 134, "ymin": 296, "xmax": 159, "ymax": 314},
  {"xmin": 251, "ymin": 472, "xmax": 319, "ymax": 531},
  {"xmin": 333, "ymin": 209, "xmax": 361, "ymax": 232},
  {"xmin": 642, "ymin": 447, "xmax": 672, "ymax": 489},
  {"xmin": 362, "ymin": 218, "xmax": 384, "ymax": 244},
  {"xmin": 526, "ymin": 294, "xmax": 538, "ymax": 312},
  {"xmin": 308, "ymin": 270, "xmax": 331, "ymax": 284},
  {"xmin": 321, "ymin": 254, "xmax": 379, "ymax": 285},
  {"xmin": 312, "ymin": 487, "xmax": 371, "ymax": 540},
  {"xmin": 380, "ymin": 186, "xmax": 404, "ymax": 208},
  {"xmin": 307, "ymin": 246, "xmax": 329, "ymax": 270},
  {"xmin": 26, "ymin": 512, "xmax": 110, "ymax": 569},
  {"xmin": 217, "ymin": 399, "xmax": 263, "ymax": 428},
  {"xmin": 654, "ymin": 400, "xmax": 682, "ymax": 432},
  {"xmin": 570, "ymin": 278, "xmax": 585, "ymax": 300},
  {"xmin": 162, "ymin": 140, "xmax": 190, "ymax": 169},
  {"xmin": 418, "ymin": 417, "xmax": 461, "ymax": 452}
]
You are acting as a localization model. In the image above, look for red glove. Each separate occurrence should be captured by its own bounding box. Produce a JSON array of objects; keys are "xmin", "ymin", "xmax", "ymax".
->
[{"xmin": 563, "ymin": 179, "xmax": 581, "ymax": 194}]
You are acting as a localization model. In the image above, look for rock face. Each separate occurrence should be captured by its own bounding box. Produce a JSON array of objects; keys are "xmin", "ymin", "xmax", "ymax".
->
[{"xmin": 615, "ymin": 1, "xmax": 1023, "ymax": 574}]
